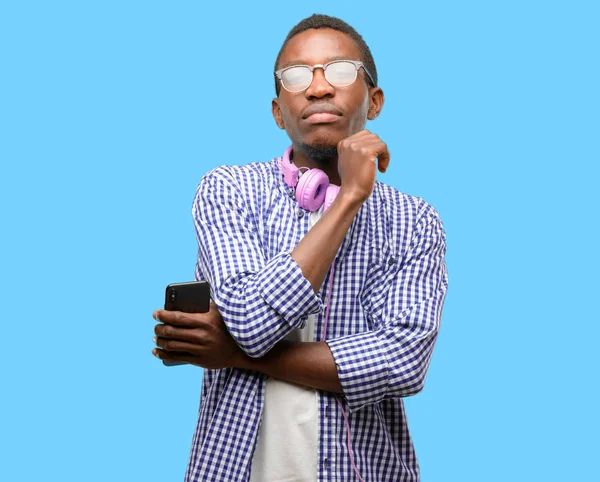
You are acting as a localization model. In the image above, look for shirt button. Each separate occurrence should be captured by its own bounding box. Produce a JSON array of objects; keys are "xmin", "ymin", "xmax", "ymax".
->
[
  {"xmin": 288, "ymin": 189, "xmax": 295, "ymax": 198},
  {"xmin": 297, "ymin": 210, "xmax": 304, "ymax": 218},
  {"xmin": 324, "ymin": 458, "xmax": 331, "ymax": 469},
  {"xmin": 388, "ymin": 257, "xmax": 396, "ymax": 266}
]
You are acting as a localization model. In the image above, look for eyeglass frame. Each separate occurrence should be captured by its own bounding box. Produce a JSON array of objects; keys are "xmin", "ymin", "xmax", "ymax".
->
[{"xmin": 274, "ymin": 59, "xmax": 376, "ymax": 93}]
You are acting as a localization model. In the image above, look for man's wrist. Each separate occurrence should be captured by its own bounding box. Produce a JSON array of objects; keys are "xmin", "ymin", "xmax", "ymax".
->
[
  {"xmin": 232, "ymin": 342, "xmax": 285, "ymax": 372},
  {"xmin": 336, "ymin": 186, "xmax": 368, "ymax": 210},
  {"xmin": 233, "ymin": 351, "xmax": 257, "ymax": 371}
]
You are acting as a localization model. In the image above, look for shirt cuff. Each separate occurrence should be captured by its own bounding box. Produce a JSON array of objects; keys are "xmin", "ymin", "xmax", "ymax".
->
[
  {"xmin": 255, "ymin": 252, "xmax": 323, "ymax": 329},
  {"xmin": 326, "ymin": 330, "xmax": 389, "ymax": 413}
]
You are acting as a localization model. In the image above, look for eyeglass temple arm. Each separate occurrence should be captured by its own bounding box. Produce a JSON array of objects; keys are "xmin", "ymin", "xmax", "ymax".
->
[{"xmin": 360, "ymin": 63, "xmax": 376, "ymax": 87}]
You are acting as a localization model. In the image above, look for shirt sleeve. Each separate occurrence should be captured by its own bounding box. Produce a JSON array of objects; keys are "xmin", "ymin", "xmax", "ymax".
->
[
  {"xmin": 192, "ymin": 168, "xmax": 323, "ymax": 358},
  {"xmin": 325, "ymin": 201, "xmax": 449, "ymax": 413}
]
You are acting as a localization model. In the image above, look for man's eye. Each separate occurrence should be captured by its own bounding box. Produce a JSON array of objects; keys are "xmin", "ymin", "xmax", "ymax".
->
[{"xmin": 284, "ymin": 68, "xmax": 309, "ymax": 85}]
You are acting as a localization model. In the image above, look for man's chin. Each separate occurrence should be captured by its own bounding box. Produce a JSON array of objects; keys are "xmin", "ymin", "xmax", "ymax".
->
[{"xmin": 298, "ymin": 141, "xmax": 338, "ymax": 164}]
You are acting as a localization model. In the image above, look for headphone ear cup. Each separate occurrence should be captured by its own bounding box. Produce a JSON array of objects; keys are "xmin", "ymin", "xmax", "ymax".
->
[
  {"xmin": 323, "ymin": 184, "xmax": 340, "ymax": 213},
  {"xmin": 296, "ymin": 168, "xmax": 329, "ymax": 212}
]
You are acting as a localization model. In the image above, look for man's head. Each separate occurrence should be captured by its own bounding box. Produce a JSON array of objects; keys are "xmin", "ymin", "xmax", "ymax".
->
[{"xmin": 272, "ymin": 14, "xmax": 384, "ymax": 163}]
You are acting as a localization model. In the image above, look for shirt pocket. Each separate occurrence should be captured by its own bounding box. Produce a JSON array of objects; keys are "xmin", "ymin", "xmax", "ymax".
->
[{"xmin": 359, "ymin": 243, "xmax": 399, "ymax": 330}]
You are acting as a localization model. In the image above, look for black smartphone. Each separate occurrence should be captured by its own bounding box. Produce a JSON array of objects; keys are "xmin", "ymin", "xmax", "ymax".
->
[{"xmin": 161, "ymin": 281, "xmax": 211, "ymax": 366}]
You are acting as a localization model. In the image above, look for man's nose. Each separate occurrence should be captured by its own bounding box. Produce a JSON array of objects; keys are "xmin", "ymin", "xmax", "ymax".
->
[{"xmin": 305, "ymin": 68, "xmax": 335, "ymax": 98}]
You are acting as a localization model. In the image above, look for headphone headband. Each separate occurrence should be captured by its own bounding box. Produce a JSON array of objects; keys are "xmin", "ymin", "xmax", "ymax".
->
[{"xmin": 280, "ymin": 145, "xmax": 298, "ymax": 188}]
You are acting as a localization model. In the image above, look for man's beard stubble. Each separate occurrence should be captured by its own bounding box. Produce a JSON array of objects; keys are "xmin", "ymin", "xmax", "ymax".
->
[{"xmin": 297, "ymin": 141, "xmax": 338, "ymax": 165}]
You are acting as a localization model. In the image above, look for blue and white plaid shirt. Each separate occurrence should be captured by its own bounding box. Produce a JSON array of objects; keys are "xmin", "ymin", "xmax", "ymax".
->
[{"xmin": 185, "ymin": 152, "xmax": 448, "ymax": 481}]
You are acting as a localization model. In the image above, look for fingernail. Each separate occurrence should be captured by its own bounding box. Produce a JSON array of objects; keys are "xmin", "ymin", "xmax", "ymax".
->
[
  {"xmin": 153, "ymin": 336, "xmax": 157, "ymax": 344},
  {"xmin": 153, "ymin": 312, "xmax": 160, "ymax": 322},
  {"xmin": 152, "ymin": 348, "xmax": 159, "ymax": 357}
]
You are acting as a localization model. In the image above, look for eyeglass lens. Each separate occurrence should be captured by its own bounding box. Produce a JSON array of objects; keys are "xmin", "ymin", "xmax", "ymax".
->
[{"xmin": 281, "ymin": 62, "xmax": 358, "ymax": 92}]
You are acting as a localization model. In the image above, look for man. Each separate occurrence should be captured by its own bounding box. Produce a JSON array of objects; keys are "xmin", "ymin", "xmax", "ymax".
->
[{"xmin": 152, "ymin": 13, "xmax": 448, "ymax": 482}]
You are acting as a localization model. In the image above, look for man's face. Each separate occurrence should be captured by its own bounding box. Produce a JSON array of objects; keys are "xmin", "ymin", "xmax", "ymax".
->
[{"xmin": 272, "ymin": 28, "xmax": 378, "ymax": 152}]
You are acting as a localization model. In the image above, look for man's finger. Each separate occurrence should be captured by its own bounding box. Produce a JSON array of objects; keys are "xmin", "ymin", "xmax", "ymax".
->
[
  {"xmin": 155, "ymin": 336, "xmax": 203, "ymax": 354},
  {"xmin": 153, "ymin": 309, "xmax": 200, "ymax": 327},
  {"xmin": 154, "ymin": 323, "xmax": 202, "ymax": 342},
  {"xmin": 377, "ymin": 148, "xmax": 390, "ymax": 173},
  {"xmin": 153, "ymin": 347, "xmax": 198, "ymax": 365},
  {"xmin": 370, "ymin": 140, "xmax": 390, "ymax": 173}
]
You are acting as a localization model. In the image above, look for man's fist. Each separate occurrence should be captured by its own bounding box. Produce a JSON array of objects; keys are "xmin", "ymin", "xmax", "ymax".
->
[{"xmin": 337, "ymin": 130, "xmax": 390, "ymax": 202}]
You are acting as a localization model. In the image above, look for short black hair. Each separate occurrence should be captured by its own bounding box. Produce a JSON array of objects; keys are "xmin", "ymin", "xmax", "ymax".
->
[{"xmin": 274, "ymin": 13, "xmax": 378, "ymax": 96}]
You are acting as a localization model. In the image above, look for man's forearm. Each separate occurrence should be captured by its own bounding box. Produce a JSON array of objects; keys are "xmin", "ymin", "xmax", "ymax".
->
[
  {"xmin": 237, "ymin": 340, "xmax": 343, "ymax": 394},
  {"xmin": 291, "ymin": 187, "xmax": 363, "ymax": 293},
  {"xmin": 254, "ymin": 189, "xmax": 362, "ymax": 392}
]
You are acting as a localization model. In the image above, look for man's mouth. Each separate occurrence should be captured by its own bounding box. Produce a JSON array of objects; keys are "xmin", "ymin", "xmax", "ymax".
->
[
  {"xmin": 302, "ymin": 103, "xmax": 343, "ymax": 124},
  {"xmin": 304, "ymin": 112, "xmax": 341, "ymax": 123}
]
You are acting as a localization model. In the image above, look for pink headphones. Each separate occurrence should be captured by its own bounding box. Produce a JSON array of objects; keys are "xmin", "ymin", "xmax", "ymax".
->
[{"xmin": 280, "ymin": 145, "xmax": 340, "ymax": 212}]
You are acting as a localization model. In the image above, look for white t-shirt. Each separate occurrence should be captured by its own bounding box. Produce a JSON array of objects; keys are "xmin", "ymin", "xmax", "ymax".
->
[{"xmin": 249, "ymin": 206, "xmax": 324, "ymax": 482}]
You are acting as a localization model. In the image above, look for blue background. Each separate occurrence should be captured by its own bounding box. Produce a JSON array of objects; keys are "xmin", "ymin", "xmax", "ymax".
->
[{"xmin": 1, "ymin": 1, "xmax": 598, "ymax": 480}]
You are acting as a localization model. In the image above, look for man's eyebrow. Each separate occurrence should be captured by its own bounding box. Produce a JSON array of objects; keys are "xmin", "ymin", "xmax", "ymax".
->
[{"xmin": 279, "ymin": 56, "xmax": 351, "ymax": 69}]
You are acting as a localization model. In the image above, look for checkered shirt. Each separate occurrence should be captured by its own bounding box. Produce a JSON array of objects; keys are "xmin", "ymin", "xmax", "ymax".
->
[{"xmin": 184, "ymin": 152, "xmax": 448, "ymax": 482}]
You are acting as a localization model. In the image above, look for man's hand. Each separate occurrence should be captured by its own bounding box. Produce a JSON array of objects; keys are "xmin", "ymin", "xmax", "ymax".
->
[
  {"xmin": 152, "ymin": 303, "xmax": 246, "ymax": 369},
  {"xmin": 337, "ymin": 130, "xmax": 390, "ymax": 202}
]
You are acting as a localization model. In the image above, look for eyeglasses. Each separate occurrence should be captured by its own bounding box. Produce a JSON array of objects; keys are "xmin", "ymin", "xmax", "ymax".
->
[{"xmin": 275, "ymin": 60, "xmax": 375, "ymax": 93}]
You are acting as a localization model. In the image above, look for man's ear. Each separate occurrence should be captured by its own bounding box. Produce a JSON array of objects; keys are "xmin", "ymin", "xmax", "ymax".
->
[
  {"xmin": 367, "ymin": 87, "xmax": 384, "ymax": 120},
  {"xmin": 272, "ymin": 98, "xmax": 285, "ymax": 129}
]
